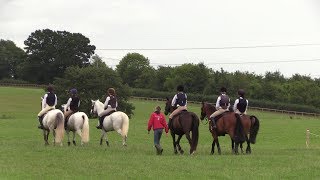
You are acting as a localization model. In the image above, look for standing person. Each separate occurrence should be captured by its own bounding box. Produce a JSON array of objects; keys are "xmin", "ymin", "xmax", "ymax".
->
[
  {"xmin": 147, "ymin": 106, "xmax": 168, "ymax": 155},
  {"xmin": 64, "ymin": 88, "xmax": 80, "ymax": 128},
  {"xmin": 96, "ymin": 88, "xmax": 118, "ymax": 129},
  {"xmin": 233, "ymin": 89, "xmax": 248, "ymax": 115},
  {"xmin": 168, "ymin": 85, "xmax": 187, "ymax": 127},
  {"xmin": 209, "ymin": 87, "xmax": 230, "ymax": 129},
  {"xmin": 37, "ymin": 85, "xmax": 57, "ymax": 129}
]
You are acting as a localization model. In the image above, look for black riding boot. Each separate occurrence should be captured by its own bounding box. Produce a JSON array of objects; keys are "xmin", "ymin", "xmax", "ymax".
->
[
  {"xmin": 38, "ymin": 116, "xmax": 44, "ymax": 129},
  {"xmin": 96, "ymin": 117, "xmax": 103, "ymax": 129},
  {"xmin": 210, "ymin": 117, "xmax": 217, "ymax": 129}
]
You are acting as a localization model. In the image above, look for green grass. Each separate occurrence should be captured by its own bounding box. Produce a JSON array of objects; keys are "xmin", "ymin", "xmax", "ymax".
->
[{"xmin": 1, "ymin": 86, "xmax": 320, "ymax": 179}]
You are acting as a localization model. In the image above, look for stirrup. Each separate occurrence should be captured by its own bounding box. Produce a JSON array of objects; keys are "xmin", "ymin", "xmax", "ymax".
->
[{"xmin": 96, "ymin": 125, "xmax": 102, "ymax": 129}]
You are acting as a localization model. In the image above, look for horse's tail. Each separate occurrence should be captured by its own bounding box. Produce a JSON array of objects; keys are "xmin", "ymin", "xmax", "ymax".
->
[
  {"xmin": 191, "ymin": 113, "xmax": 199, "ymax": 151},
  {"xmin": 121, "ymin": 113, "xmax": 130, "ymax": 138},
  {"xmin": 81, "ymin": 114, "xmax": 90, "ymax": 143},
  {"xmin": 249, "ymin": 115, "xmax": 260, "ymax": 144},
  {"xmin": 54, "ymin": 111, "xmax": 65, "ymax": 144},
  {"xmin": 234, "ymin": 113, "xmax": 246, "ymax": 143}
]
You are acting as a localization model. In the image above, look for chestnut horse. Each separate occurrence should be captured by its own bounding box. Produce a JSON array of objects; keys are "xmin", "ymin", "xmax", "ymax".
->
[
  {"xmin": 200, "ymin": 102, "xmax": 259, "ymax": 154},
  {"xmin": 200, "ymin": 102, "xmax": 246, "ymax": 154},
  {"xmin": 164, "ymin": 98, "xmax": 199, "ymax": 155}
]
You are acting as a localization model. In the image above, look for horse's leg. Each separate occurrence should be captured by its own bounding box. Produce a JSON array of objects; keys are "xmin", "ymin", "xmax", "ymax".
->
[
  {"xmin": 245, "ymin": 135, "xmax": 251, "ymax": 154},
  {"xmin": 100, "ymin": 130, "xmax": 106, "ymax": 146},
  {"xmin": 115, "ymin": 128, "xmax": 126, "ymax": 146},
  {"xmin": 184, "ymin": 132, "xmax": 193, "ymax": 154},
  {"xmin": 72, "ymin": 131, "xmax": 77, "ymax": 146},
  {"xmin": 171, "ymin": 132, "xmax": 178, "ymax": 154},
  {"xmin": 76, "ymin": 130, "xmax": 83, "ymax": 146},
  {"xmin": 216, "ymin": 137, "xmax": 221, "ymax": 155},
  {"xmin": 52, "ymin": 129, "xmax": 56, "ymax": 146},
  {"xmin": 176, "ymin": 135, "xmax": 184, "ymax": 155},
  {"xmin": 43, "ymin": 130, "xmax": 49, "ymax": 145},
  {"xmin": 211, "ymin": 133, "xmax": 215, "ymax": 155},
  {"xmin": 234, "ymin": 142, "xmax": 239, "ymax": 155},
  {"xmin": 66, "ymin": 130, "xmax": 71, "ymax": 146},
  {"xmin": 231, "ymin": 139, "xmax": 235, "ymax": 153}
]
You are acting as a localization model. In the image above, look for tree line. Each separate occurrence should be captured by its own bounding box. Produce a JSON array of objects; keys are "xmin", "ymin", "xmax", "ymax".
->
[{"xmin": 1, "ymin": 28, "xmax": 320, "ymax": 115}]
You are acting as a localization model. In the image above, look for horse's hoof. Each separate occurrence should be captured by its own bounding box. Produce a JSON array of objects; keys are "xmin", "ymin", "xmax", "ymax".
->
[
  {"xmin": 180, "ymin": 150, "xmax": 184, "ymax": 155},
  {"xmin": 190, "ymin": 151, "xmax": 196, "ymax": 155},
  {"xmin": 73, "ymin": 141, "xmax": 76, "ymax": 146},
  {"xmin": 174, "ymin": 151, "xmax": 178, "ymax": 154},
  {"xmin": 106, "ymin": 141, "xmax": 109, "ymax": 146},
  {"xmin": 68, "ymin": 142, "xmax": 71, "ymax": 146}
]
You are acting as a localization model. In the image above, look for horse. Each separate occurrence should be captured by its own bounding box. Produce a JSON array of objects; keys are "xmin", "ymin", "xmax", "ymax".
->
[
  {"xmin": 61, "ymin": 105, "xmax": 90, "ymax": 146},
  {"xmin": 200, "ymin": 102, "xmax": 246, "ymax": 154},
  {"xmin": 91, "ymin": 100, "xmax": 129, "ymax": 146},
  {"xmin": 233, "ymin": 114, "xmax": 260, "ymax": 154},
  {"xmin": 164, "ymin": 98, "xmax": 199, "ymax": 155},
  {"xmin": 41, "ymin": 109, "xmax": 65, "ymax": 146}
]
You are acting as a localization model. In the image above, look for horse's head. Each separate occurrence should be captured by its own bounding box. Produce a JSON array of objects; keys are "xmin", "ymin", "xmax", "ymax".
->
[
  {"xmin": 200, "ymin": 102, "xmax": 216, "ymax": 120},
  {"xmin": 164, "ymin": 97, "xmax": 172, "ymax": 115},
  {"xmin": 90, "ymin": 100, "xmax": 99, "ymax": 115}
]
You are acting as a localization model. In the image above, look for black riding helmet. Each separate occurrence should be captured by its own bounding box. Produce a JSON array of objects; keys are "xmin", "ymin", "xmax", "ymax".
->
[
  {"xmin": 177, "ymin": 85, "xmax": 184, "ymax": 92},
  {"xmin": 47, "ymin": 85, "xmax": 54, "ymax": 92},
  {"xmin": 238, "ymin": 89, "xmax": 245, "ymax": 97},
  {"xmin": 220, "ymin": 87, "xmax": 227, "ymax": 93}
]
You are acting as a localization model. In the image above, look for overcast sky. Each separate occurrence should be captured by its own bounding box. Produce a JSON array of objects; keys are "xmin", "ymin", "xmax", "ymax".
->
[{"xmin": 1, "ymin": 0, "xmax": 320, "ymax": 78}]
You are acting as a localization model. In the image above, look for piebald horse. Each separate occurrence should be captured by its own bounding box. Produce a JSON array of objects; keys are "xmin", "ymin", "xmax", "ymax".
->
[
  {"xmin": 91, "ymin": 100, "xmax": 129, "ymax": 146},
  {"xmin": 41, "ymin": 109, "xmax": 65, "ymax": 146}
]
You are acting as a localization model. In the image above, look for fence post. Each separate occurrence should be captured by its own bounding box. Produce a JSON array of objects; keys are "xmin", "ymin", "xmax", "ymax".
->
[{"xmin": 306, "ymin": 129, "xmax": 310, "ymax": 148}]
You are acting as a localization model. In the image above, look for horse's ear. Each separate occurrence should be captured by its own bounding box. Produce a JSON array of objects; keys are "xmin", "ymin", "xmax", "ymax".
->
[
  {"xmin": 166, "ymin": 97, "xmax": 169, "ymax": 100},
  {"xmin": 201, "ymin": 101, "xmax": 204, "ymax": 105},
  {"xmin": 91, "ymin": 100, "xmax": 94, "ymax": 103}
]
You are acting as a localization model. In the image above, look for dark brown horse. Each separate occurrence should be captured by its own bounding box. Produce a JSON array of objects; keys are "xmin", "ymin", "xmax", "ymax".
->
[
  {"xmin": 164, "ymin": 98, "xmax": 199, "ymax": 155},
  {"xmin": 200, "ymin": 102, "xmax": 246, "ymax": 154},
  {"xmin": 200, "ymin": 102, "xmax": 260, "ymax": 154},
  {"xmin": 232, "ymin": 114, "xmax": 260, "ymax": 154}
]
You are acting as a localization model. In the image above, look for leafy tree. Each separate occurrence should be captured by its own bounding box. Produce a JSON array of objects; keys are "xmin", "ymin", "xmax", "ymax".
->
[
  {"xmin": 116, "ymin": 53, "xmax": 153, "ymax": 88},
  {"xmin": 90, "ymin": 54, "xmax": 107, "ymax": 68},
  {"xmin": 166, "ymin": 63, "xmax": 210, "ymax": 93},
  {"xmin": 22, "ymin": 29, "xmax": 96, "ymax": 84},
  {"xmin": 0, "ymin": 40, "xmax": 26, "ymax": 79},
  {"xmin": 54, "ymin": 66, "xmax": 134, "ymax": 117}
]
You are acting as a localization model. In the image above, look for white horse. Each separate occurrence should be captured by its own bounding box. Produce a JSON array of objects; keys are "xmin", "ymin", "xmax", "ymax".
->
[
  {"xmin": 41, "ymin": 109, "xmax": 65, "ymax": 146},
  {"xmin": 62, "ymin": 105, "xmax": 90, "ymax": 146},
  {"xmin": 91, "ymin": 100, "xmax": 129, "ymax": 146}
]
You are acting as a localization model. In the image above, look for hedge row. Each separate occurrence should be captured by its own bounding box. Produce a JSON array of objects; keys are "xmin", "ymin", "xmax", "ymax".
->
[{"xmin": 131, "ymin": 88, "xmax": 320, "ymax": 114}]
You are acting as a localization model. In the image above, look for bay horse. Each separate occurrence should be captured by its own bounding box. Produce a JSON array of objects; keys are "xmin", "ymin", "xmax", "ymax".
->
[
  {"xmin": 40, "ymin": 109, "xmax": 65, "ymax": 146},
  {"xmin": 91, "ymin": 100, "xmax": 129, "ymax": 146},
  {"xmin": 164, "ymin": 97, "xmax": 199, "ymax": 155},
  {"xmin": 200, "ymin": 102, "xmax": 246, "ymax": 154},
  {"xmin": 62, "ymin": 104, "xmax": 90, "ymax": 146},
  {"xmin": 233, "ymin": 114, "xmax": 260, "ymax": 154}
]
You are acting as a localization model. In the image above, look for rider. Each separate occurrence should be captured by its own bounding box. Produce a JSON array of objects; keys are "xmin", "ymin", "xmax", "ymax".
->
[
  {"xmin": 168, "ymin": 85, "xmax": 187, "ymax": 127},
  {"xmin": 209, "ymin": 87, "xmax": 230, "ymax": 129},
  {"xmin": 96, "ymin": 88, "xmax": 118, "ymax": 129},
  {"xmin": 233, "ymin": 89, "xmax": 248, "ymax": 115},
  {"xmin": 37, "ymin": 85, "xmax": 57, "ymax": 129},
  {"xmin": 64, "ymin": 88, "xmax": 80, "ymax": 129}
]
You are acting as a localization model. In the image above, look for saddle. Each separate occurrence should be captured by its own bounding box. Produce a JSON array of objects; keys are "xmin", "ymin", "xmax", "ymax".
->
[
  {"xmin": 210, "ymin": 111, "xmax": 230, "ymax": 135},
  {"xmin": 172, "ymin": 110, "xmax": 188, "ymax": 120}
]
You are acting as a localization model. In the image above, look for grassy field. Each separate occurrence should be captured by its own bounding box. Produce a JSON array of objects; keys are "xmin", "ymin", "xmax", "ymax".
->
[{"xmin": 1, "ymin": 86, "xmax": 320, "ymax": 179}]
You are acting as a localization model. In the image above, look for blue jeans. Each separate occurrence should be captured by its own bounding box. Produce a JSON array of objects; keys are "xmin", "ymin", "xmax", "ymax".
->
[{"xmin": 154, "ymin": 128, "xmax": 163, "ymax": 145}]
